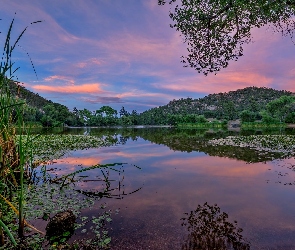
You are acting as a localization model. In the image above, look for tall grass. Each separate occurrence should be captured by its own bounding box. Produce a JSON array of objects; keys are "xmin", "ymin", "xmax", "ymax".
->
[{"xmin": 0, "ymin": 17, "xmax": 41, "ymax": 246}]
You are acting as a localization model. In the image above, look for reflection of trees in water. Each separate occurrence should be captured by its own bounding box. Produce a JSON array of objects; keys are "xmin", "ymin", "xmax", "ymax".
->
[
  {"xmin": 81, "ymin": 127, "xmax": 288, "ymax": 162},
  {"xmin": 182, "ymin": 203, "xmax": 250, "ymax": 250},
  {"xmin": 129, "ymin": 128, "xmax": 282, "ymax": 162}
]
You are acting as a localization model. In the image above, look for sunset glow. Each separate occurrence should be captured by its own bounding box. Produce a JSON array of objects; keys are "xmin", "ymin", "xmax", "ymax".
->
[{"xmin": 1, "ymin": 1, "xmax": 294, "ymax": 112}]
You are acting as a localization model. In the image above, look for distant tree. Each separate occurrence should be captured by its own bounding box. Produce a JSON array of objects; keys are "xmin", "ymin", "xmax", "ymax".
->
[
  {"xmin": 195, "ymin": 114, "xmax": 208, "ymax": 123},
  {"xmin": 260, "ymin": 110, "xmax": 279, "ymax": 124},
  {"xmin": 41, "ymin": 104, "xmax": 59, "ymax": 127},
  {"xmin": 239, "ymin": 110, "xmax": 256, "ymax": 123},
  {"xmin": 22, "ymin": 103, "xmax": 37, "ymax": 122},
  {"xmin": 249, "ymin": 98, "xmax": 259, "ymax": 113},
  {"xmin": 285, "ymin": 111, "xmax": 295, "ymax": 123},
  {"xmin": 131, "ymin": 110, "xmax": 138, "ymax": 116},
  {"xmin": 95, "ymin": 106, "xmax": 118, "ymax": 125},
  {"xmin": 40, "ymin": 115, "xmax": 54, "ymax": 127},
  {"xmin": 121, "ymin": 116, "xmax": 133, "ymax": 126},
  {"xmin": 130, "ymin": 110, "xmax": 138, "ymax": 125},
  {"xmin": 73, "ymin": 107, "xmax": 79, "ymax": 116},
  {"xmin": 159, "ymin": 0, "xmax": 295, "ymax": 75},
  {"xmin": 79, "ymin": 108, "xmax": 92, "ymax": 126},
  {"xmin": 203, "ymin": 110, "xmax": 215, "ymax": 118},
  {"xmin": 99, "ymin": 106, "xmax": 117, "ymax": 118},
  {"xmin": 119, "ymin": 106, "xmax": 129, "ymax": 117},
  {"xmin": 266, "ymin": 95, "xmax": 295, "ymax": 123},
  {"xmin": 222, "ymin": 101, "xmax": 237, "ymax": 120}
]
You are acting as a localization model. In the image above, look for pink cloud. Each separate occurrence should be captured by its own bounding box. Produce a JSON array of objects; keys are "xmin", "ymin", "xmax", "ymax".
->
[
  {"xmin": 153, "ymin": 70, "xmax": 273, "ymax": 94},
  {"xmin": 32, "ymin": 83, "xmax": 104, "ymax": 94},
  {"xmin": 116, "ymin": 90, "xmax": 172, "ymax": 99},
  {"xmin": 98, "ymin": 32, "xmax": 183, "ymax": 66},
  {"xmin": 57, "ymin": 156, "xmax": 103, "ymax": 166},
  {"xmin": 2, "ymin": 1, "xmax": 294, "ymax": 112},
  {"xmin": 148, "ymin": 25, "xmax": 295, "ymax": 95},
  {"xmin": 44, "ymin": 75, "xmax": 75, "ymax": 85},
  {"xmin": 75, "ymin": 58, "xmax": 104, "ymax": 69}
]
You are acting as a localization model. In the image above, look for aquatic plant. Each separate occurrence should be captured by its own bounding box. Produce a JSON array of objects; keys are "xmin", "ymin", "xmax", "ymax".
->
[
  {"xmin": 25, "ymin": 134, "xmax": 117, "ymax": 163},
  {"xmin": 209, "ymin": 135, "xmax": 295, "ymax": 158}
]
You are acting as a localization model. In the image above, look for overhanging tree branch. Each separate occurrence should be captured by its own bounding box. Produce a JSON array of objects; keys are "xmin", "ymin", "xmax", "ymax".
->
[{"xmin": 159, "ymin": 0, "xmax": 295, "ymax": 75}]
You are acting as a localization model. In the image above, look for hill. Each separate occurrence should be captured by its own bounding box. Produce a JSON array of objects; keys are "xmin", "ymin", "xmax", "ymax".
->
[
  {"xmin": 8, "ymin": 81, "xmax": 54, "ymax": 109},
  {"xmin": 137, "ymin": 87, "xmax": 294, "ymax": 125},
  {"xmin": 7, "ymin": 81, "xmax": 76, "ymax": 127},
  {"xmin": 5, "ymin": 83, "xmax": 295, "ymax": 127}
]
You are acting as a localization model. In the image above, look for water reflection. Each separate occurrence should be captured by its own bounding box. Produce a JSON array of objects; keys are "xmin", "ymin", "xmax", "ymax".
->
[
  {"xmin": 99, "ymin": 141, "xmax": 295, "ymax": 249},
  {"xmin": 27, "ymin": 127, "xmax": 295, "ymax": 249},
  {"xmin": 38, "ymin": 126, "xmax": 295, "ymax": 162},
  {"xmin": 27, "ymin": 126, "xmax": 295, "ymax": 163},
  {"xmin": 28, "ymin": 161, "xmax": 144, "ymax": 247},
  {"xmin": 38, "ymin": 162, "xmax": 143, "ymax": 200},
  {"xmin": 181, "ymin": 203, "xmax": 250, "ymax": 250}
]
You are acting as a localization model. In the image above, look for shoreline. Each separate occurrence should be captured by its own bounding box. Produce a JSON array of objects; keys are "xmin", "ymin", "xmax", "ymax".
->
[{"xmin": 65, "ymin": 125, "xmax": 173, "ymax": 129}]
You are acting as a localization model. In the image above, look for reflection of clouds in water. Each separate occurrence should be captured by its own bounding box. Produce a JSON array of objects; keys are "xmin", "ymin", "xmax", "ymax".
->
[
  {"xmin": 156, "ymin": 156, "xmax": 271, "ymax": 177},
  {"xmin": 44, "ymin": 159, "xmax": 143, "ymax": 201},
  {"xmin": 35, "ymin": 139, "xmax": 295, "ymax": 248}
]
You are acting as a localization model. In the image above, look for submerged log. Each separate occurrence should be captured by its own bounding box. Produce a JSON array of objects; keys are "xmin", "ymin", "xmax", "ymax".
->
[{"xmin": 45, "ymin": 210, "xmax": 76, "ymax": 238}]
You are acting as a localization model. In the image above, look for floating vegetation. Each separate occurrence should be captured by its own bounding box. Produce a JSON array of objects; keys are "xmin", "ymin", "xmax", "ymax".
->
[
  {"xmin": 17, "ymin": 134, "xmax": 117, "ymax": 163},
  {"xmin": 208, "ymin": 135, "xmax": 295, "ymax": 158},
  {"xmin": 2, "ymin": 162, "xmax": 139, "ymax": 249},
  {"xmin": 6, "ymin": 181, "xmax": 114, "ymax": 249}
]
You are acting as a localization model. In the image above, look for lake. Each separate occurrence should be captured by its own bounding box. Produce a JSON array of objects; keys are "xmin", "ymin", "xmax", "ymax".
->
[{"xmin": 31, "ymin": 127, "xmax": 295, "ymax": 249}]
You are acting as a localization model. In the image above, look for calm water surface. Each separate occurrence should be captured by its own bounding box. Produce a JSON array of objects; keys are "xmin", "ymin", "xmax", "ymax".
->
[{"xmin": 36, "ymin": 128, "xmax": 295, "ymax": 249}]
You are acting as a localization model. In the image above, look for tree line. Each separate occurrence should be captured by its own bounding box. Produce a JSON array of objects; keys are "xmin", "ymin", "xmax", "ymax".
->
[{"xmin": 10, "ymin": 84, "xmax": 295, "ymax": 127}]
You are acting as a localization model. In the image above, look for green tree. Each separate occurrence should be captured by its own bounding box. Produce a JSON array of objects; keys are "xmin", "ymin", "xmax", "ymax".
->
[
  {"xmin": 285, "ymin": 110, "xmax": 295, "ymax": 123},
  {"xmin": 260, "ymin": 110, "xmax": 279, "ymax": 124},
  {"xmin": 266, "ymin": 95, "xmax": 295, "ymax": 123},
  {"xmin": 130, "ymin": 110, "xmax": 138, "ymax": 125},
  {"xmin": 40, "ymin": 103, "xmax": 74, "ymax": 127},
  {"xmin": 196, "ymin": 115, "xmax": 208, "ymax": 123},
  {"xmin": 249, "ymin": 97, "xmax": 259, "ymax": 113},
  {"xmin": 222, "ymin": 101, "xmax": 237, "ymax": 120},
  {"xmin": 96, "ymin": 106, "xmax": 118, "ymax": 125},
  {"xmin": 119, "ymin": 106, "xmax": 129, "ymax": 117},
  {"xmin": 239, "ymin": 110, "xmax": 256, "ymax": 122},
  {"xmin": 121, "ymin": 116, "xmax": 133, "ymax": 126},
  {"xmin": 79, "ymin": 108, "xmax": 93, "ymax": 126},
  {"xmin": 72, "ymin": 107, "xmax": 84, "ymax": 126},
  {"xmin": 41, "ymin": 104, "xmax": 58, "ymax": 127},
  {"xmin": 159, "ymin": 0, "xmax": 295, "ymax": 75}
]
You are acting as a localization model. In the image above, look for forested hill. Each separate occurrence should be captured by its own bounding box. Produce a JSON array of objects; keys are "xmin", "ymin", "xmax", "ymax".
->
[
  {"xmin": 6, "ymin": 82, "xmax": 295, "ymax": 127},
  {"xmin": 8, "ymin": 81, "xmax": 76, "ymax": 127},
  {"xmin": 8, "ymin": 81, "xmax": 53, "ymax": 109},
  {"xmin": 137, "ymin": 87, "xmax": 294, "ymax": 125}
]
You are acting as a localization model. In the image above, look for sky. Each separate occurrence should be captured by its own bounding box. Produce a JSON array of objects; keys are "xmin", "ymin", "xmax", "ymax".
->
[{"xmin": 0, "ymin": 0, "xmax": 295, "ymax": 113}]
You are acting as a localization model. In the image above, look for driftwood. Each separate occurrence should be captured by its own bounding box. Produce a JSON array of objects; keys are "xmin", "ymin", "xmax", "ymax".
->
[{"xmin": 45, "ymin": 210, "xmax": 76, "ymax": 238}]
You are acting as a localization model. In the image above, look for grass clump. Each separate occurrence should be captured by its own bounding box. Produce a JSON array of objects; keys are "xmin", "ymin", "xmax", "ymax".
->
[{"xmin": 0, "ymin": 17, "xmax": 41, "ymax": 247}]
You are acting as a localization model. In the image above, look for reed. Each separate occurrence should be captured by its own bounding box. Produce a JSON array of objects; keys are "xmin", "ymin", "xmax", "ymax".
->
[
  {"xmin": 0, "ymin": 18, "xmax": 118, "ymax": 249},
  {"xmin": 0, "ymin": 17, "xmax": 41, "ymax": 246}
]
